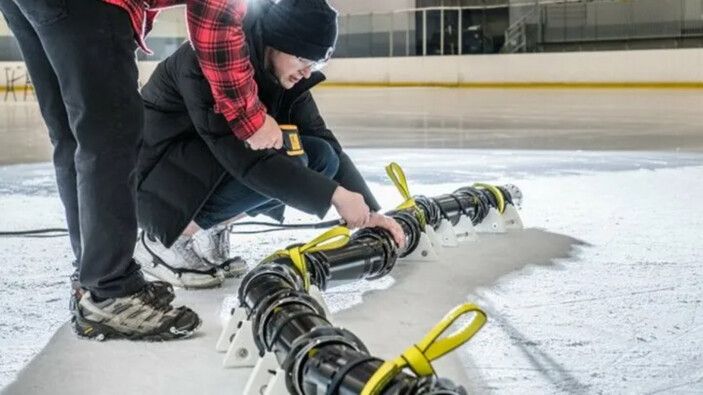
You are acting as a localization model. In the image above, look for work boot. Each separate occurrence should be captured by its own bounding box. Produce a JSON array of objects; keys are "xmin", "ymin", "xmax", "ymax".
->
[
  {"xmin": 72, "ymin": 282, "xmax": 200, "ymax": 341},
  {"xmin": 70, "ymin": 268, "xmax": 175, "ymax": 312}
]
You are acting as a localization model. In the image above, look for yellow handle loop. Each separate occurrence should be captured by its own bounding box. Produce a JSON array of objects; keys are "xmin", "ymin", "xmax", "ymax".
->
[
  {"xmin": 262, "ymin": 226, "xmax": 350, "ymax": 290},
  {"xmin": 361, "ymin": 303, "xmax": 487, "ymax": 395},
  {"xmin": 385, "ymin": 162, "xmax": 426, "ymax": 229},
  {"xmin": 473, "ymin": 182, "xmax": 506, "ymax": 214}
]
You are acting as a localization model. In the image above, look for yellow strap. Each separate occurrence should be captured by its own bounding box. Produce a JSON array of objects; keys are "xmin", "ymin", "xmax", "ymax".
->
[
  {"xmin": 385, "ymin": 162, "xmax": 426, "ymax": 228},
  {"xmin": 473, "ymin": 183, "xmax": 506, "ymax": 214},
  {"xmin": 361, "ymin": 303, "xmax": 487, "ymax": 395},
  {"xmin": 262, "ymin": 226, "xmax": 350, "ymax": 290},
  {"xmin": 401, "ymin": 346, "xmax": 434, "ymax": 375}
]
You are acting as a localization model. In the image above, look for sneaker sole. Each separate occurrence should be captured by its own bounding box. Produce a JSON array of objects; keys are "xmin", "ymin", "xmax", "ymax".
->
[
  {"xmin": 218, "ymin": 263, "xmax": 248, "ymax": 279},
  {"xmin": 204, "ymin": 257, "xmax": 248, "ymax": 279},
  {"xmin": 141, "ymin": 263, "xmax": 224, "ymax": 289}
]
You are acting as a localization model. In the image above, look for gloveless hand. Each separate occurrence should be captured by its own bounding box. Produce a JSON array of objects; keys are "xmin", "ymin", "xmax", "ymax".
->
[{"xmin": 246, "ymin": 114, "xmax": 283, "ymax": 150}]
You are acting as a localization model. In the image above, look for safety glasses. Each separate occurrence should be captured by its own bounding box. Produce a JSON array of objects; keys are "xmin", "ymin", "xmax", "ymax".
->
[{"xmin": 297, "ymin": 49, "xmax": 332, "ymax": 72}]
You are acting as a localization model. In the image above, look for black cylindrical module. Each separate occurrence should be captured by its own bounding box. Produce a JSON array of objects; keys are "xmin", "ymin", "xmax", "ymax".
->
[
  {"xmin": 305, "ymin": 230, "xmax": 395, "ymax": 290},
  {"xmin": 262, "ymin": 297, "xmax": 331, "ymax": 363},
  {"xmin": 300, "ymin": 345, "xmax": 381, "ymax": 395},
  {"xmin": 415, "ymin": 184, "xmax": 519, "ymax": 229},
  {"xmin": 282, "ymin": 327, "xmax": 369, "ymax": 394},
  {"xmin": 429, "ymin": 193, "xmax": 474, "ymax": 225},
  {"xmin": 269, "ymin": 221, "xmax": 406, "ymax": 291},
  {"xmin": 299, "ymin": 343, "xmax": 465, "ymax": 395},
  {"xmin": 387, "ymin": 209, "xmax": 422, "ymax": 258},
  {"xmin": 238, "ymin": 263, "xmax": 303, "ymax": 312},
  {"xmin": 232, "ymin": 183, "xmax": 513, "ymax": 395},
  {"xmin": 414, "ymin": 195, "xmax": 442, "ymax": 228}
]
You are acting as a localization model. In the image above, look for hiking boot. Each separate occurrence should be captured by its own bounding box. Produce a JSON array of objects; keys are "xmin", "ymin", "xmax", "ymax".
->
[
  {"xmin": 72, "ymin": 282, "xmax": 201, "ymax": 341},
  {"xmin": 70, "ymin": 269, "xmax": 175, "ymax": 312},
  {"xmin": 191, "ymin": 224, "xmax": 248, "ymax": 278},
  {"xmin": 134, "ymin": 232, "xmax": 224, "ymax": 289}
]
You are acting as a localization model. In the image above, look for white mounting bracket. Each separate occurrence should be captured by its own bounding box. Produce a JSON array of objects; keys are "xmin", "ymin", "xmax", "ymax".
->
[
  {"xmin": 502, "ymin": 203, "xmax": 524, "ymax": 230},
  {"xmin": 402, "ymin": 231, "xmax": 439, "ymax": 262},
  {"xmin": 453, "ymin": 215, "xmax": 477, "ymax": 242},
  {"xmin": 474, "ymin": 207, "xmax": 506, "ymax": 233},
  {"xmin": 243, "ymin": 352, "xmax": 288, "ymax": 395},
  {"xmin": 424, "ymin": 226, "xmax": 443, "ymax": 253},
  {"xmin": 216, "ymin": 306, "xmax": 248, "ymax": 352},
  {"xmin": 223, "ymin": 319, "xmax": 258, "ymax": 368},
  {"xmin": 436, "ymin": 219, "xmax": 459, "ymax": 247}
]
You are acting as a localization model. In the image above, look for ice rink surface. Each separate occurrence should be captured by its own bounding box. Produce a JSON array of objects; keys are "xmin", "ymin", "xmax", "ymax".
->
[
  {"xmin": 1, "ymin": 88, "xmax": 702, "ymax": 393},
  {"xmin": 3, "ymin": 88, "xmax": 703, "ymax": 165}
]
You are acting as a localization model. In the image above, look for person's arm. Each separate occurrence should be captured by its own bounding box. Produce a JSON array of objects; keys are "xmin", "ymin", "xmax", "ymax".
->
[
  {"xmin": 169, "ymin": 46, "xmax": 338, "ymax": 218},
  {"xmin": 291, "ymin": 92, "xmax": 405, "ymax": 247},
  {"xmin": 185, "ymin": 0, "xmax": 266, "ymax": 141}
]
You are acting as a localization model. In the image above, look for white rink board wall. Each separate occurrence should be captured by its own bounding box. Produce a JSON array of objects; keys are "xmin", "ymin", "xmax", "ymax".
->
[
  {"xmin": 2, "ymin": 48, "xmax": 702, "ymax": 91},
  {"xmin": 319, "ymin": 48, "xmax": 703, "ymax": 85},
  {"xmin": 146, "ymin": 48, "xmax": 703, "ymax": 85}
]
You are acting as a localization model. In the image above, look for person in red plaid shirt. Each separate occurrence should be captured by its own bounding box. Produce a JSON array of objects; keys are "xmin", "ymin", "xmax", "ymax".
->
[{"xmin": 0, "ymin": 0, "xmax": 282, "ymax": 340}]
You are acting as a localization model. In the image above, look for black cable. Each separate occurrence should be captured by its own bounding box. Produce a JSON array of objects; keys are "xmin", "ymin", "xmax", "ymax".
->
[
  {"xmin": 16, "ymin": 234, "xmax": 70, "ymax": 239},
  {"xmin": 229, "ymin": 228, "xmax": 309, "ymax": 235},
  {"xmin": 0, "ymin": 228, "xmax": 69, "ymax": 238},
  {"xmin": 0, "ymin": 219, "xmax": 346, "ymax": 238},
  {"xmin": 229, "ymin": 219, "xmax": 344, "ymax": 229},
  {"xmin": 228, "ymin": 219, "xmax": 344, "ymax": 235}
]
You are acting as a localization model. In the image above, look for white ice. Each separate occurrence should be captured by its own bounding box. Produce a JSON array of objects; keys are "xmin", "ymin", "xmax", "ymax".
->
[{"xmin": 1, "ymin": 149, "xmax": 702, "ymax": 394}]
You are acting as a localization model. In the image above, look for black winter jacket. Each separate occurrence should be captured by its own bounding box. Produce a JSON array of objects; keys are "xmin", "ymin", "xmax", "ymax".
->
[{"xmin": 136, "ymin": 2, "xmax": 380, "ymax": 247}]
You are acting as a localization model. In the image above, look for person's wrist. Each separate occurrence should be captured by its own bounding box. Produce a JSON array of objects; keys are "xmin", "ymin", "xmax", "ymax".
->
[{"xmin": 331, "ymin": 186, "xmax": 343, "ymax": 206}]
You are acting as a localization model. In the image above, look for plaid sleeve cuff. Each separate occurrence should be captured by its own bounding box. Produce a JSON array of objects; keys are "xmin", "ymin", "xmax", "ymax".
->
[{"xmin": 227, "ymin": 99, "xmax": 267, "ymax": 141}]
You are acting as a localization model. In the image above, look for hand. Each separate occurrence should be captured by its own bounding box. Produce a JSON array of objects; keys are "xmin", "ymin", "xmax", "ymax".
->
[
  {"xmin": 331, "ymin": 186, "xmax": 370, "ymax": 228},
  {"xmin": 246, "ymin": 114, "xmax": 283, "ymax": 150},
  {"xmin": 364, "ymin": 212, "xmax": 406, "ymax": 249}
]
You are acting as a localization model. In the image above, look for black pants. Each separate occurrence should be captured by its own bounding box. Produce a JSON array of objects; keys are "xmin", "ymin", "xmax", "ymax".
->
[{"xmin": 0, "ymin": 0, "xmax": 146, "ymax": 297}]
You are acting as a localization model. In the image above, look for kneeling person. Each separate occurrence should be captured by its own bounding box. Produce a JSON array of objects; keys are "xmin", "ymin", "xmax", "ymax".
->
[{"xmin": 134, "ymin": 0, "xmax": 404, "ymax": 288}]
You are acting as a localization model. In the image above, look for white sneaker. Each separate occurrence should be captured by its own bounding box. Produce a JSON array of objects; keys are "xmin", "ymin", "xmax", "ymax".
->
[
  {"xmin": 134, "ymin": 232, "xmax": 224, "ymax": 289},
  {"xmin": 192, "ymin": 225, "xmax": 248, "ymax": 278}
]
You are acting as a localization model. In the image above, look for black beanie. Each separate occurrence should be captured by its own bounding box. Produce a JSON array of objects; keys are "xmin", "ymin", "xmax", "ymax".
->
[{"xmin": 262, "ymin": 0, "xmax": 338, "ymax": 62}]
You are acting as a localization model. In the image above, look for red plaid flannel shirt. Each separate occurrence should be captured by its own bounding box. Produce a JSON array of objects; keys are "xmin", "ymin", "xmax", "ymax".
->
[{"xmin": 102, "ymin": 0, "xmax": 266, "ymax": 139}]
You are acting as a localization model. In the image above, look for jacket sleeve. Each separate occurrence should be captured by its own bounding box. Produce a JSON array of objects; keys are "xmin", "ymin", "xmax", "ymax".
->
[
  {"xmin": 292, "ymin": 92, "xmax": 382, "ymax": 212},
  {"xmin": 186, "ymin": 0, "xmax": 267, "ymax": 140},
  {"xmin": 173, "ymin": 51, "xmax": 339, "ymax": 219},
  {"xmin": 334, "ymin": 152, "xmax": 381, "ymax": 212}
]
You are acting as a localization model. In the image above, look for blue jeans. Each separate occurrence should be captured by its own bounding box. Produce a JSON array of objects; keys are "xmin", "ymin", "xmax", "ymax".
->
[{"xmin": 194, "ymin": 136, "xmax": 340, "ymax": 229}]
